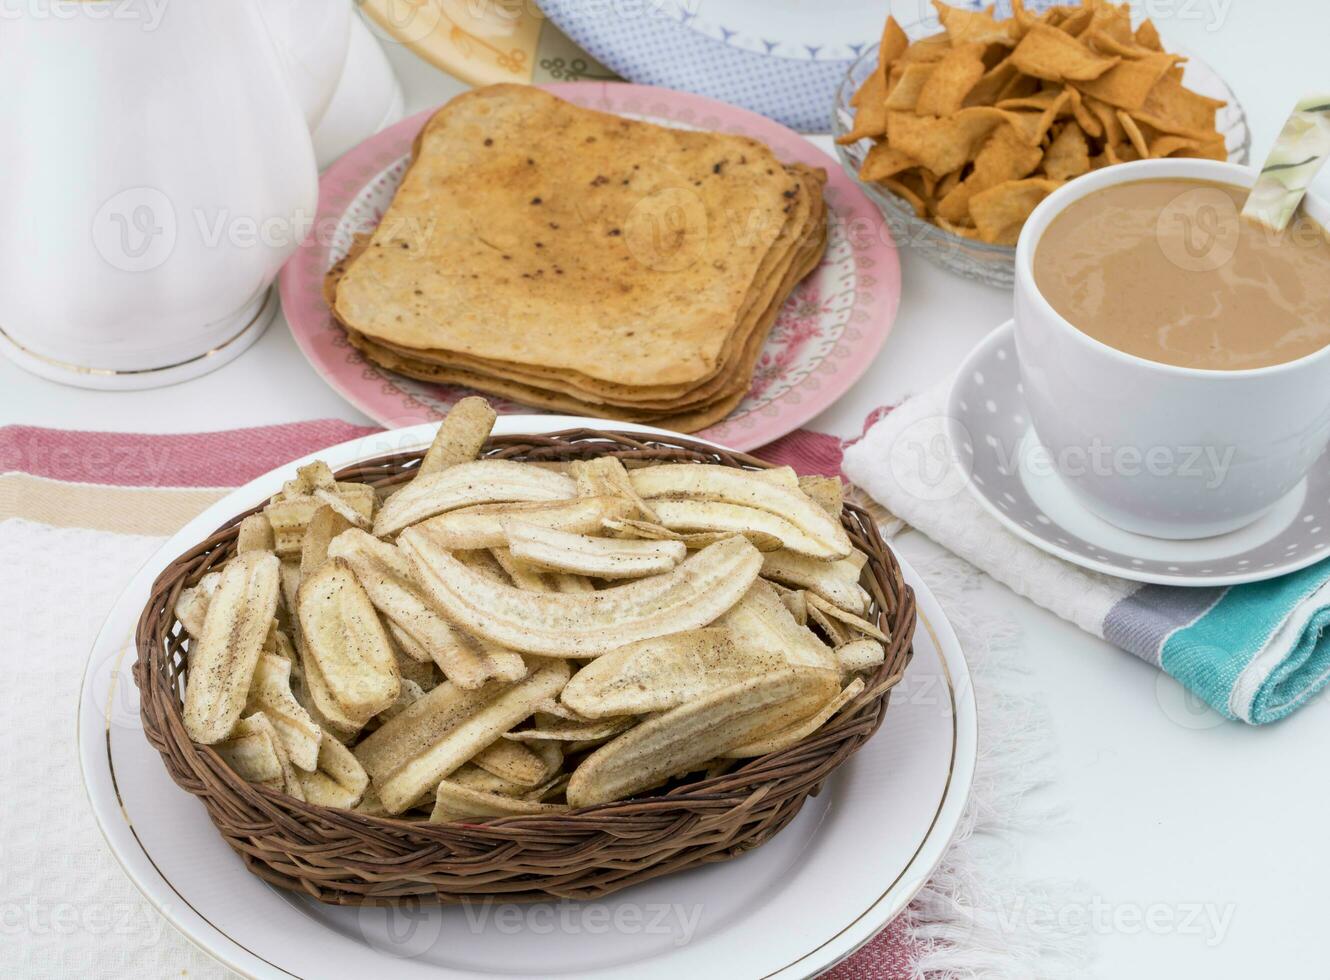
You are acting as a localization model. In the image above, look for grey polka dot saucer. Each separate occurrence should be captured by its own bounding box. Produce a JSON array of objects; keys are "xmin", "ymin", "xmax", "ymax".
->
[{"xmin": 945, "ymin": 322, "xmax": 1330, "ymax": 586}]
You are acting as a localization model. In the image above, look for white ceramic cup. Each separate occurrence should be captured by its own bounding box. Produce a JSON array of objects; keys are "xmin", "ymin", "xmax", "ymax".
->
[{"xmin": 1013, "ymin": 158, "xmax": 1330, "ymax": 540}]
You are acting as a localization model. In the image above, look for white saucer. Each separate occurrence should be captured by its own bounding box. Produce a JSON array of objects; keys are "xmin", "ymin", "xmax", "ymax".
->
[
  {"xmin": 946, "ymin": 322, "xmax": 1330, "ymax": 587},
  {"xmin": 78, "ymin": 415, "xmax": 977, "ymax": 980}
]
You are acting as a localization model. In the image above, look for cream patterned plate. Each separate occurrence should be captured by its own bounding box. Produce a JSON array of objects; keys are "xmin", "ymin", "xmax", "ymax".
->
[
  {"xmin": 278, "ymin": 82, "xmax": 902, "ymax": 452},
  {"xmin": 79, "ymin": 417, "xmax": 976, "ymax": 979}
]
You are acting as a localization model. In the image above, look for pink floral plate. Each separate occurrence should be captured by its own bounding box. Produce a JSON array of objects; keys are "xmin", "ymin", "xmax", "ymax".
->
[{"xmin": 278, "ymin": 82, "xmax": 900, "ymax": 450}]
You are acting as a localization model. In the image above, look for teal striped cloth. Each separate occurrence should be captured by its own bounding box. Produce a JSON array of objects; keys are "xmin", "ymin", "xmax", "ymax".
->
[{"xmin": 843, "ymin": 382, "xmax": 1330, "ymax": 725}]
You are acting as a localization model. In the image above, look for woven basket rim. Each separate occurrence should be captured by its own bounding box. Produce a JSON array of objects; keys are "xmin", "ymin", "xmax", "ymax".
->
[{"xmin": 132, "ymin": 426, "xmax": 916, "ymax": 902}]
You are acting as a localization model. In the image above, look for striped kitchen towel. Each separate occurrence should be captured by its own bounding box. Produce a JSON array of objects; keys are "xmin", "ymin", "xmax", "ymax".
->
[{"xmin": 842, "ymin": 381, "xmax": 1330, "ymax": 725}]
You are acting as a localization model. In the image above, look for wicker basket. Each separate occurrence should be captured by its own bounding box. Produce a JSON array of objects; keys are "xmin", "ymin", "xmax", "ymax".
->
[{"xmin": 134, "ymin": 428, "xmax": 915, "ymax": 906}]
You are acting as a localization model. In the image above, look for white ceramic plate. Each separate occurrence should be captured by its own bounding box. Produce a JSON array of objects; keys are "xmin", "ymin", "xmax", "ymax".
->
[
  {"xmin": 78, "ymin": 416, "xmax": 976, "ymax": 979},
  {"xmin": 949, "ymin": 323, "xmax": 1330, "ymax": 586}
]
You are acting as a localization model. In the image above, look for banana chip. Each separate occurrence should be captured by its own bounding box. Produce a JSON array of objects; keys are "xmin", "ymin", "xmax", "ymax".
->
[
  {"xmin": 806, "ymin": 593, "xmax": 889, "ymax": 643},
  {"xmin": 245, "ymin": 653, "xmax": 321, "ymax": 771},
  {"xmin": 215, "ymin": 712, "xmax": 304, "ymax": 800},
  {"xmin": 295, "ymin": 730, "xmax": 370, "ymax": 808},
  {"xmin": 182, "ymin": 552, "xmax": 281, "ymax": 744},
  {"xmin": 174, "ymin": 570, "xmax": 221, "ymax": 639},
  {"xmin": 719, "ymin": 580, "xmax": 838, "ymax": 671},
  {"xmin": 373, "ymin": 459, "xmax": 576, "ymax": 538},
  {"xmin": 470, "ymin": 739, "xmax": 547, "ymax": 787},
  {"xmin": 402, "ymin": 531, "xmax": 763, "ymax": 656},
  {"xmin": 490, "ymin": 547, "xmax": 551, "ymax": 591},
  {"xmin": 300, "ymin": 504, "xmax": 351, "ymax": 580},
  {"xmin": 723, "ymin": 677, "xmax": 866, "ymax": 758},
  {"xmin": 297, "ymin": 558, "xmax": 401, "ymax": 726},
  {"xmin": 649, "ymin": 500, "xmax": 841, "ymax": 560},
  {"xmin": 566, "ymin": 667, "xmax": 839, "ymax": 808},
  {"xmin": 797, "ymin": 475, "xmax": 844, "ymax": 518},
  {"xmin": 569, "ymin": 456, "xmax": 659, "ymax": 522},
  {"xmin": 761, "ymin": 549, "xmax": 871, "ymax": 615},
  {"xmin": 602, "ymin": 516, "xmax": 783, "ymax": 552},
  {"xmin": 506, "ymin": 521, "xmax": 687, "ymax": 579},
  {"xmin": 235, "ymin": 514, "xmax": 274, "ymax": 554},
  {"xmin": 265, "ymin": 483, "xmax": 376, "ymax": 557},
  {"xmin": 416, "ymin": 495, "xmax": 631, "ymax": 551},
  {"xmin": 629, "ymin": 464, "xmax": 851, "ymax": 559},
  {"xmin": 503, "ymin": 716, "xmax": 635, "ymax": 742},
  {"xmin": 450, "ymin": 763, "xmax": 531, "ymax": 797},
  {"xmin": 354, "ymin": 660, "xmax": 570, "ymax": 814},
  {"xmin": 429, "ymin": 780, "xmax": 567, "ymax": 823},
  {"xmin": 328, "ymin": 529, "xmax": 526, "ymax": 688},
  {"xmin": 417, "ymin": 396, "xmax": 498, "ymax": 477},
  {"xmin": 837, "ymin": 638, "xmax": 887, "ymax": 674},
  {"xmin": 560, "ymin": 628, "xmax": 785, "ymax": 718}
]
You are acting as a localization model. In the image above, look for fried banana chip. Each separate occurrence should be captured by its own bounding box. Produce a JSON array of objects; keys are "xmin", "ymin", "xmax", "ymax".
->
[
  {"xmin": 718, "ymin": 580, "xmax": 838, "ymax": 671},
  {"xmin": 401, "ymin": 531, "xmax": 763, "ymax": 656},
  {"xmin": 603, "ymin": 516, "xmax": 784, "ymax": 552},
  {"xmin": 417, "ymin": 396, "xmax": 498, "ymax": 477},
  {"xmin": 373, "ymin": 460, "xmax": 576, "ymax": 538},
  {"xmin": 295, "ymin": 730, "xmax": 370, "ymax": 808},
  {"xmin": 506, "ymin": 521, "xmax": 687, "ymax": 579},
  {"xmin": 560, "ymin": 628, "xmax": 786, "ymax": 718},
  {"xmin": 807, "ymin": 600, "xmax": 851, "ymax": 646},
  {"xmin": 722, "ymin": 678, "xmax": 866, "ymax": 758},
  {"xmin": 761, "ymin": 550, "xmax": 871, "ymax": 615},
  {"xmin": 182, "ymin": 552, "xmax": 281, "ymax": 744},
  {"xmin": 777, "ymin": 586, "xmax": 810, "ymax": 625},
  {"xmin": 215, "ymin": 711, "xmax": 304, "ymax": 800},
  {"xmin": 837, "ymin": 638, "xmax": 887, "ymax": 674},
  {"xmin": 503, "ymin": 716, "xmax": 635, "ymax": 742},
  {"xmin": 245, "ymin": 652, "xmax": 321, "ymax": 771},
  {"xmin": 354, "ymin": 660, "xmax": 570, "ymax": 814},
  {"xmin": 629, "ymin": 464, "xmax": 851, "ymax": 559},
  {"xmin": 551, "ymin": 573, "xmax": 595, "ymax": 594},
  {"xmin": 300, "ymin": 504, "xmax": 352, "ymax": 580},
  {"xmin": 429, "ymin": 780, "xmax": 567, "ymax": 823},
  {"xmin": 174, "ymin": 569, "xmax": 221, "ymax": 639},
  {"xmin": 806, "ymin": 593, "xmax": 889, "ymax": 642},
  {"xmin": 566, "ymin": 667, "xmax": 840, "ymax": 807},
  {"xmin": 297, "ymin": 558, "xmax": 401, "ymax": 726},
  {"xmin": 490, "ymin": 547, "xmax": 551, "ymax": 591},
  {"xmin": 649, "ymin": 500, "xmax": 841, "ymax": 560},
  {"xmin": 376, "ymin": 678, "xmax": 427, "ymax": 723},
  {"xmin": 328, "ymin": 529, "xmax": 527, "ymax": 689},
  {"xmin": 265, "ymin": 483, "xmax": 376, "ymax": 557},
  {"xmin": 450, "ymin": 763, "xmax": 531, "ymax": 797},
  {"xmin": 235, "ymin": 514, "xmax": 274, "ymax": 554},
  {"xmin": 296, "ymin": 648, "xmax": 365, "ymax": 739},
  {"xmin": 312, "ymin": 487, "xmax": 373, "ymax": 531},
  {"xmin": 470, "ymin": 738, "xmax": 547, "ymax": 787},
  {"xmin": 797, "ymin": 475, "xmax": 844, "ymax": 518},
  {"xmin": 569, "ymin": 456, "xmax": 659, "ymax": 522},
  {"xmin": 416, "ymin": 495, "xmax": 632, "ymax": 551}
]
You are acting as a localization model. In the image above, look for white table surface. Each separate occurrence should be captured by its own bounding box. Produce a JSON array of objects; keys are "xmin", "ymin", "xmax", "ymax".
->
[{"xmin": 5, "ymin": 5, "xmax": 1330, "ymax": 977}]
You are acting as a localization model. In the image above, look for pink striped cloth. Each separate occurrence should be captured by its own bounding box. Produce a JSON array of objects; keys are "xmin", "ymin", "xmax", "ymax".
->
[{"xmin": 1, "ymin": 418, "xmax": 917, "ymax": 976}]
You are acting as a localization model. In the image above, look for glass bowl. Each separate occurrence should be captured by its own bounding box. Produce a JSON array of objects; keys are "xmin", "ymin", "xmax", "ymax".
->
[{"xmin": 831, "ymin": 30, "xmax": 1251, "ymax": 288}]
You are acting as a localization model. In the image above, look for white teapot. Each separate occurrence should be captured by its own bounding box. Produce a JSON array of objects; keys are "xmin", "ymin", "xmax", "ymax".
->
[{"xmin": 0, "ymin": 0, "xmax": 351, "ymax": 388}]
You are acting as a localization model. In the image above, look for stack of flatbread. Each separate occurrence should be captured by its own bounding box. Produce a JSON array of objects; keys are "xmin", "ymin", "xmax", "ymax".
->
[{"xmin": 325, "ymin": 85, "xmax": 828, "ymax": 433}]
